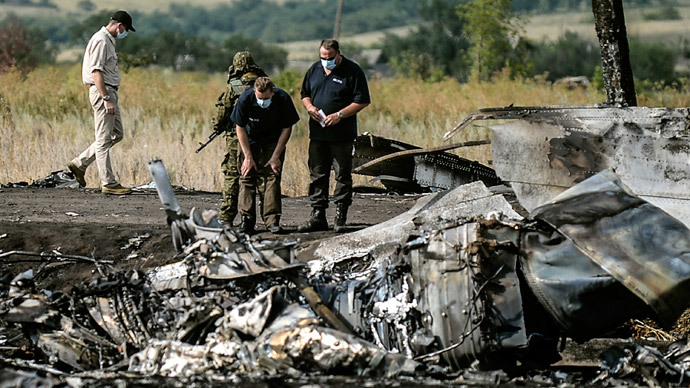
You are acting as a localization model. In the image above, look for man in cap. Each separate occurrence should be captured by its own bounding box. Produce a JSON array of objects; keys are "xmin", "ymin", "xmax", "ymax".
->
[
  {"xmin": 211, "ymin": 52, "xmax": 267, "ymax": 225},
  {"xmin": 67, "ymin": 10, "xmax": 135, "ymax": 195}
]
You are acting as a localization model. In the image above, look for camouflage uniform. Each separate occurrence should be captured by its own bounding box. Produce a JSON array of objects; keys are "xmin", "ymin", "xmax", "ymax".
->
[{"xmin": 211, "ymin": 52, "xmax": 267, "ymax": 223}]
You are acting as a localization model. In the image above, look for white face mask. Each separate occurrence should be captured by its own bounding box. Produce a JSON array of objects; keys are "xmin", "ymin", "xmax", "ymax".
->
[
  {"xmin": 256, "ymin": 97, "xmax": 272, "ymax": 109},
  {"xmin": 116, "ymin": 26, "xmax": 128, "ymax": 39},
  {"xmin": 321, "ymin": 58, "xmax": 337, "ymax": 70}
]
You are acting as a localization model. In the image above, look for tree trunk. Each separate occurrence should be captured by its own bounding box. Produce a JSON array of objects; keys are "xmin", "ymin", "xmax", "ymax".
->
[
  {"xmin": 591, "ymin": 0, "xmax": 637, "ymax": 106},
  {"xmin": 333, "ymin": 0, "xmax": 344, "ymax": 40}
]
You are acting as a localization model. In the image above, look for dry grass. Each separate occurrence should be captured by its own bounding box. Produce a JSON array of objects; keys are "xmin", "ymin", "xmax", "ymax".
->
[
  {"xmin": 628, "ymin": 307, "xmax": 690, "ymax": 341},
  {"xmin": 2, "ymin": 64, "xmax": 689, "ymax": 196},
  {"xmin": 523, "ymin": 4, "xmax": 690, "ymax": 43}
]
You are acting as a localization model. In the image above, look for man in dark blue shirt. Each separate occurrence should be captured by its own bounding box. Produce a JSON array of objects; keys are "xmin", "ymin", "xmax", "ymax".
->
[
  {"xmin": 298, "ymin": 39, "xmax": 371, "ymax": 232},
  {"xmin": 231, "ymin": 77, "xmax": 300, "ymax": 234}
]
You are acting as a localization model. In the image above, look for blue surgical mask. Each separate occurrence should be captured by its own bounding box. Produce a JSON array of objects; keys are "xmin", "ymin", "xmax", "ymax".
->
[
  {"xmin": 256, "ymin": 97, "xmax": 272, "ymax": 109},
  {"xmin": 321, "ymin": 58, "xmax": 337, "ymax": 70},
  {"xmin": 117, "ymin": 29, "xmax": 128, "ymax": 39}
]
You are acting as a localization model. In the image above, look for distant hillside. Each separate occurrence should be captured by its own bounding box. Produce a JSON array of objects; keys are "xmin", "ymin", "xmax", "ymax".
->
[
  {"xmin": 2, "ymin": 0, "xmax": 420, "ymax": 43},
  {"xmin": 4, "ymin": 0, "xmax": 689, "ymax": 80},
  {"xmin": 4, "ymin": 0, "xmax": 690, "ymax": 45}
]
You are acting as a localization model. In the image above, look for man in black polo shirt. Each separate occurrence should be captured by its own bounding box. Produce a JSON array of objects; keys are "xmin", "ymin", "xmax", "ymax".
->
[
  {"xmin": 298, "ymin": 39, "xmax": 371, "ymax": 232},
  {"xmin": 231, "ymin": 76, "xmax": 300, "ymax": 235}
]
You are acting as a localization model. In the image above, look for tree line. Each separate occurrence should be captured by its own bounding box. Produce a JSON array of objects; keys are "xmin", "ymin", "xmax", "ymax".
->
[
  {"xmin": 1, "ymin": 0, "xmax": 687, "ymax": 87},
  {"xmin": 384, "ymin": 0, "xmax": 686, "ymax": 86}
]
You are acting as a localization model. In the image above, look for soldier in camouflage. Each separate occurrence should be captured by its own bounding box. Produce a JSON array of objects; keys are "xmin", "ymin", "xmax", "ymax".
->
[{"xmin": 211, "ymin": 52, "xmax": 267, "ymax": 224}]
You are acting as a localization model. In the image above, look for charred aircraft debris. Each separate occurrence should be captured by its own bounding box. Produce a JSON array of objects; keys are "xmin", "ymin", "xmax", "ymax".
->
[
  {"xmin": 2, "ymin": 153, "xmax": 690, "ymax": 386},
  {"xmin": 6, "ymin": 0, "xmax": 690, "ymax": 383},
  {"xmin": 352, "ymin": 132, "xmax": 499, "ymax": 193}
]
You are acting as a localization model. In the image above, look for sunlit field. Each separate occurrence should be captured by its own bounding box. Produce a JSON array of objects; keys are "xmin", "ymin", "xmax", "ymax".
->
[{"xmin": 2, "ymin": 64, "xmax": 688, "ymax": 196}]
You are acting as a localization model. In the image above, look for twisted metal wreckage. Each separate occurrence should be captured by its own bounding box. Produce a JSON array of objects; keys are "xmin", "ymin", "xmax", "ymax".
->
[
  {"xmin": 4, "ymin": 2, "xmax": 690, "ymax": 383},
  {"xmin": 4, "ymin": 122, "xmax": 690, "ymax": 387}
]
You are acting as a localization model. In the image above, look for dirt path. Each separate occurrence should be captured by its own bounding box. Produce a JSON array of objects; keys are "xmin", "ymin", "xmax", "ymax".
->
[{"xmin": 0, "ymin": 187, "xmax": 418, "ymax": 291}]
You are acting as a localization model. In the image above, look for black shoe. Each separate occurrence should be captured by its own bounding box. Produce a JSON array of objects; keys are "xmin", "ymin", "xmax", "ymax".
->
[
  {"xmin": 334, "ymin": 205, "xmax": 349, "ymax": 233},
  {"xmin": 267, "ymin": 224, "xmax": 284, "ymax": 234},
  {"xmin": 239, "ymin": 216, "xmax": 255, "ymax": 235},
  {"xmin": 297, "ymin": 208, "xmax": 328, "ymax": 232}
]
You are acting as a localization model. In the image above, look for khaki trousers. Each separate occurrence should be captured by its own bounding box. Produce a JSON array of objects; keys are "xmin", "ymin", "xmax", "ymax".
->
[
  {"xmin": 238, "ymin": 141, "xmax": 283, "ymax": 227},
  {"xmin": 71, "ymin": 85, "xmax": 123, "ymax": 188}
]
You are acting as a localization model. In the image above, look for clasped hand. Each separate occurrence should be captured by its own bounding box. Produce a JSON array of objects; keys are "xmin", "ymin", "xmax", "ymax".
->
[{"xmin": 307, "ymin": 105, "xmax": 341, "ymax": 126}]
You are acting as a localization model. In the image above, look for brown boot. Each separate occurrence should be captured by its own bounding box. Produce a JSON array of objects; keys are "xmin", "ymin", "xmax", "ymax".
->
[
  {"xmin": 67, "ymin": 162, "xmax": 86, "ymax": 187},
  {"xmin": 102, "ymin": 183, "xmax": 132, "ymax": 195},
  {"xmin": 297, "ymin": 208, "xmax": 328, "ymax": 232}
]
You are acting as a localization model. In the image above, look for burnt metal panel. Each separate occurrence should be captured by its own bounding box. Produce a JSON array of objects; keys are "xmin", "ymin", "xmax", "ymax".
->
[
  {"xmin": 198, "ymin": 248, "xmax": 300, "ymax": 280},
  {"xmin": 408, "ymin": 222, "xmax": 526, "ymax": 369},
  {"xmin": 311, "ymin": 181, "xmax": 523, "ymax": 266},
  {"xmin": 148, "ymin": 159, "xmax": 184, "ymax": 222},
  {"xmin": 413, "ymin": 153, "xmax": 500, "ymax": 190},
  {"xmin": 456, "ymin": 106, "xmax": 690, "ymax": 228},
  {"xmin": 520, "ymin": 230, "xmax": 645, "ymax": 338},
  {"xmin": 353, "ymin": 133, "xmax": 495, "ymax": 192},
  {"xmin": 353, "ymin": 133, "xmax": 418, "ymax": 181},
  {"xmin": 531, "ymin": 169, "xmax": 690, "ymax": 326}
]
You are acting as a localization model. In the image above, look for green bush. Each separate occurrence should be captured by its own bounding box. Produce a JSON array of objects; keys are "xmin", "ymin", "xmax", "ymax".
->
[
  {"xmin": 592, "ymin": 65, "xmax": 604, "ymax": 91},
  {"xmin": 526, "ymin": 32, "xmax": 680, "ymax": 85},
  {"xmin": 526, "ymin": 31, "xmax": 601, "ymax": 81},
  {"xmin": 382, "ymin": 0, "xmax": 470, "ymax": 81},
  {"xmin": 642, "ymin": 6, "xmax": 681, "ymax": 21},
  {"xmin": 106, "ymin": 31, "xmax": 288, "ymax": 74},
  {"xmin": 0, "ymin": 17, "xmax": 56, "ymax": 74},
  {"xmin": 629, "ymin": 38, "xmax": 679, "ymax": 83},
  {"xmin": 389, "ymin": 51, "xmax": 447, "ymax": 82},
  {"xmin": 273, "ymin": 69, "xmax": 303, "ymax": 95}
]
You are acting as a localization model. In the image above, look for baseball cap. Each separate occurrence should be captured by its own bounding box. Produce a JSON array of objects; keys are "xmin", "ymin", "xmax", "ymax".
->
[{"xmin": 111, "ymin": 10, "xmax": 136, "ymax": 32}]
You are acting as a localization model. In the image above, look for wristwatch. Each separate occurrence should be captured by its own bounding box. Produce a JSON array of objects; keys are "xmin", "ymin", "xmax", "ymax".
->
[
  {"xmin": 102, "ymin": 94, "xmax": 111, "ymax": 101},
  {"xmin": 337, "ymin": 111, "xmax": 344, "ymax": 119}
]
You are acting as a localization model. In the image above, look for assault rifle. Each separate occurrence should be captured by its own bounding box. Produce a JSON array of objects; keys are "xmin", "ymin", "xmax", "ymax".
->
[{"xmin": 196, "ymin": 128, "xmax": 224, "ymax": 153}]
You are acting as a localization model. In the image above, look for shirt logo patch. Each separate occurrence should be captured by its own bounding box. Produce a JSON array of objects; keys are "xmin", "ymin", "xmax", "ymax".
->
[{"xmin": 332, "ymin": 78, "xmax": 343, "ymax": 84}]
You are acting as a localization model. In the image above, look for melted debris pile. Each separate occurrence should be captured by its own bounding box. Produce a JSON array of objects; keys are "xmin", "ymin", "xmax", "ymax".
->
[
  {"xmin": 2, "ymin": 166, "xmax": 690, "ymax": 386},
  {"xmin": 0, "ymin": 170, "xmax": 80, "ymax": 189},
  {"xmin": 1, "ymin": 229, "xmax": 417, "ymax": 384}
]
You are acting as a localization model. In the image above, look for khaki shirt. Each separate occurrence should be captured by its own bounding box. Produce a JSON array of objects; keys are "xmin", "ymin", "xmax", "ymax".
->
[{"xmin": 82, "ymin": 26, "xmax": 120, "ymax": 87}]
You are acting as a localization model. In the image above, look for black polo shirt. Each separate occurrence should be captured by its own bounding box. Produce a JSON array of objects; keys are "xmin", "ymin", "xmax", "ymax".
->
[
  {"xmin": 230, "ymin": 87, "xmax": 300, "ymax": 145},
  {"xmin": 300, "ymin": 56, "xmax": 370, "ymax": 142}
]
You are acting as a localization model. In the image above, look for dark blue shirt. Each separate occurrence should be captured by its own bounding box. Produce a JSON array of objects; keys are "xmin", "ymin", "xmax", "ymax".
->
[
  {"xmin": 300, "ymin": 56, "xmax": 370, "ymax": 142},
  {"xmin": 230, "ymin": 87, "xmax": 300, "ymax": 145}
]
